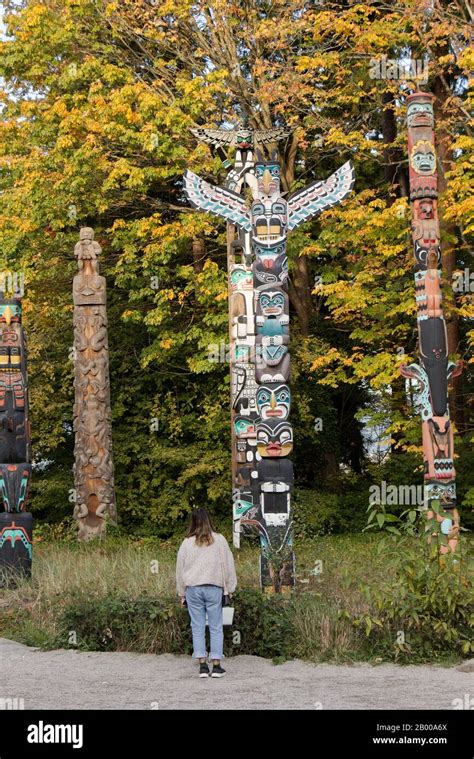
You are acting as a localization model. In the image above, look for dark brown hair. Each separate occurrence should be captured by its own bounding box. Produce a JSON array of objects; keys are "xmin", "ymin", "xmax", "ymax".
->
[{"xmin": 186, "ymin": 507, "xmax": 215, "ymax": 546}]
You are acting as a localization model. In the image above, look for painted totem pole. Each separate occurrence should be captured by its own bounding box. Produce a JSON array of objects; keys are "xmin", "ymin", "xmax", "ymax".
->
[
  {"xmin": 401, "ymin": 92, "xmax": 463, "ymax": 553},
  {"xmin": 0, "ymin": 290, "xmax": 33, "ymax": 579},
  {"xmin": 73, "ymin": 228, "xmax": 116, "ymax": 540},
  {"xmin": 185, "ymin": 130, "xmax": 354, "ymax": 588}
]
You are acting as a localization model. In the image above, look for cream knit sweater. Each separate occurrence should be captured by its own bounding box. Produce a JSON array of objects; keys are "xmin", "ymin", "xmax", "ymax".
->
[{"xmin": 176, "ymin": 532, "xmax": 237, "ymax": 596}]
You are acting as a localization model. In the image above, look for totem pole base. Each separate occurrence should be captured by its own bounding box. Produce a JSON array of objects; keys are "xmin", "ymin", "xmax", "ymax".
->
[
  {"xmin": 0, "ymin": 511, "xmax": 33, "ymax": 584},
  {"xmin": 76, "ymin": 513, "xmax": 107, "ymax": 542},
  {"xmin": 260, "ymin": 551, "xmax": 295, "ymax": 594}
]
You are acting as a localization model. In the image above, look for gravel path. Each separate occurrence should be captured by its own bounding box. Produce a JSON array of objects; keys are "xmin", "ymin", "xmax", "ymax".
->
[{"xmin": 0, "ymin": 638, "xmax": 471, "ymax": 710}]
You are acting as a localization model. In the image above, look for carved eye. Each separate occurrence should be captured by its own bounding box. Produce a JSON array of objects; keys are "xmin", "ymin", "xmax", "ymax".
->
[
  {"xmin": 257, "ymin": 429, "xmax": 270, "ymax": 444},
  {"xmin": 280, "ymin": 429, "xmax": 292, "ymax": 444},
  {"xmin": 257, "ymin": 391, "xmax": 270, "ymax": 406},
  {"xmin": 259, "ymin": 295, "xmax": 270, "ymax": 308},
  {"xmin": 272, "ymin": 203, "xmax": 285, "ymax": 215},
  {"xmin": 276, "ymin": 390, "xmax": 289, "ymax": 403},
  {"xmin": 253, "ymin": 203, "xmax": 265, "ymax": 215},
  {"xmin": 235, "ymin": 419, "xmax": 251, "ymax": 435}
]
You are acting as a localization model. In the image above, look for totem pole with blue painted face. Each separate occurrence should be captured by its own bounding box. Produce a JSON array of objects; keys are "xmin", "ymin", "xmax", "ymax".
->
[
  {"xmin": 401, "ymin": 92, "xmax": 463, "ymax": 553},
  {"xmin": 185, "ymin": 129, "xmax": 354, "ymax": 588},
  {"xmin": 0, "ymin": 291, "xmax": 33, "ymax": 580}
]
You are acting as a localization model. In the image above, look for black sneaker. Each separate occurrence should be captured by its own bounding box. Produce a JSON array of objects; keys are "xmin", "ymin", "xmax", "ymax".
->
[
  {"xmin": 199, "ymin": 663, "xmax": 210, "ymax": 678},
  {"xmin": 211, "ymin": 664, "xmax": 226, "ymax": 678}
]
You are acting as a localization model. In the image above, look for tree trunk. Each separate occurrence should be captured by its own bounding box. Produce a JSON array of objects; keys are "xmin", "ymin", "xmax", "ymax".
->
[
  {"xmin": 382, "ymin": 91, "xmax": 408, "ymax": 199},
  {"xmin": 192, "ymin": 237, "xmax": 206, "ymax": 274},
  {"xmin": 282, "ymin": 132, "xmax": 313, "ymax": 337}
]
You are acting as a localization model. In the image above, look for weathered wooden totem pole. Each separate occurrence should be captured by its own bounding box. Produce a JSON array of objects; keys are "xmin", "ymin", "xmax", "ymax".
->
[
  {"xmin": 73, "ymin": 228, "xmax": 116, "ymax": 540},
  {"xmin": 185, "ymin": 129, "xmax": 354, "ymax": 588},
  {"xmin": 0, "ymin": 289, "xmax": 33, "ymax": 579},
  {"xmin": 401, "ymin": 92, "xmax": 463, "ymax": 553}
]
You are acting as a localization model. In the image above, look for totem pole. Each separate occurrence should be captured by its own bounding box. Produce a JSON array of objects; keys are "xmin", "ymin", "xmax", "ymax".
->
[
  {"xmin": 0, "ymin": 289, "xmax": 33, "ymax": 579},
  {"xmin": 185, "ymin": 129, "xmax": 354, "ymax": 589},
  {"xmin": 401, "ymin": 92, "xmax": 463, "ymax": 553},
  {"xmin": 73, "ymin": 228, "xmax": 116, "ymax": 540}
]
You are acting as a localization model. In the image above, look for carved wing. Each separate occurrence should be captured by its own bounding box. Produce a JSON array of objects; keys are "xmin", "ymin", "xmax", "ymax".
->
[
  {"xmin": 184, "ymin": 169, "xmax": 252, "ymax": 231},
  {"xmin": 255, "ymin": 127, "xmax": 291, "ymax": 145},
  {"xmin": 287, "ymin": 160, "xmax": 355, "ymax": 231},
  {"xmin": 190, "ymin": 127, "xmax": 236, "ymax": 149}
]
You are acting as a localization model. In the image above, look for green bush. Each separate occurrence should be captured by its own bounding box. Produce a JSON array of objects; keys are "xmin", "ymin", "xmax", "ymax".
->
[
  {"xmin": 293, "ymin": 487, "xmax": 368, "ymax": 537},
  {"xmin": 229, "ymin": 589, "xmax": 295, "ymax": 660},
  {"xmin": 57, "ymin": 589, "xmax": 296, "ymax": 661},
  {"xmin": 57, "ymin": 593, "xmax": 192, "ymax": 654},
  {"xmin": 351, "ymin": 504, "xmax": 474, "ymax": 661},
  {"xmin": 351, "ymin": 551, "xmax": 473, "ymax": 662}
]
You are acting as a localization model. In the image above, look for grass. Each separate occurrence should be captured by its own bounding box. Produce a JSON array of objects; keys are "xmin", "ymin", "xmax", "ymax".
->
[{"xmin": 0, "ymin": 532, "xmax": 471, "ymax": 663}]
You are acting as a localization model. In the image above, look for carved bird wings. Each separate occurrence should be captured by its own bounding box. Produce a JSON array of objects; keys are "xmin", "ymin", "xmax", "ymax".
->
[
  {"xmin": 287, "ymin": 161, "xmax": 355, "ymax": 231},
  {"xmin": 184, "ymin": 160, "xmax": 355, "ymax": 233},
  {"xmin": 184, "ymin": 169, "xmax": 252, "ymax": 231},
  {"xmin": 190, "ymin": 128, "xmax": 237, "ymax": 149},
  {"xmin": 190, "ymin": 126, "xmax": 290, "ymax": 149}
]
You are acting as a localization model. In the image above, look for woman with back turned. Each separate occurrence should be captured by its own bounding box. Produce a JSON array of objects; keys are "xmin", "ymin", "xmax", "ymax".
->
[{"xmin": 176, "ymin": 508, "xmax": 237, "ymax": 678}]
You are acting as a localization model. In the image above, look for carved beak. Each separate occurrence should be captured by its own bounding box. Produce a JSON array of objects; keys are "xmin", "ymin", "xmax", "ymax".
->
[
  {"xmin": 3, "ymin": 306, "xmax": 12, "ymax": 325},
  {"xmin": 262, "ymin": 169, "xmax": 272, "ymax": 195}
]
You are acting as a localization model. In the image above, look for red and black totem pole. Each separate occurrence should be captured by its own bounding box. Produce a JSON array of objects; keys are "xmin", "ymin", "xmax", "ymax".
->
[{"xmin": 401, "ymin": 92, "xmax": 463, "ymax": 553}]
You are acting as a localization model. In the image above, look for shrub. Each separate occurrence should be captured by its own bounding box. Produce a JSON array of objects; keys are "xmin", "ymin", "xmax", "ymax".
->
[
  {"xmin": 57, "ymin": 589, "xmax": 296, "ymax": 661},
  {"xmin": 349, "ymin": 503, "xmax": 474, "ymax": 661},
  {"xmin": 293, "ymin": 487, "xmax": 368, "ymax": 537},
  {"xmin": 57, "ymin": 592, "xmax": 191, "ymax": 654}
]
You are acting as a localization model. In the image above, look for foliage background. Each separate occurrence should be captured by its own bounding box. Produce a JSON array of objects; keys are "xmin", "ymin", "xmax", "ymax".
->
[{"xmin": 0, "ymin": 0, "xmax": 472, "ymax": 536}]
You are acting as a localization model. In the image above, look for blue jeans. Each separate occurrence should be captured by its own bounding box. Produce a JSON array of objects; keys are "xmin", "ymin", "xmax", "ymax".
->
[{"xmin": 185, "ymin": 584, "xmax": 223, "ymax": 660}]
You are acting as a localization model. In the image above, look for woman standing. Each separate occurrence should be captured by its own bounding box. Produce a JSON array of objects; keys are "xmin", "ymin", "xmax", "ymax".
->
[{"xmin": 176, "ymin": 508, "xmax": 237, "ymax": 678}]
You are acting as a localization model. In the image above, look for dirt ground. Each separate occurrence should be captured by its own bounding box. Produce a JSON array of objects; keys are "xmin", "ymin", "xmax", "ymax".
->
[{"xmin": 0, "ymin": 638, "xmax": 472, "ymax": 710}]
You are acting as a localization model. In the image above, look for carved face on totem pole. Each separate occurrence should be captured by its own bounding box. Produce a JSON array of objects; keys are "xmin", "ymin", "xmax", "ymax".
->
[
  {"xmin": 256, "ymin": 334, "xmax": 289, "ymax": 366},
  {"xmin": 423, "ymin": 417, "xmax": 455, "ymax": 479},
  {"xmin": 256, "ymin": 383, "xmax": 291, "ymax": 421},
  {"xmin": 230, "ymin": 266, "xmax": 253, "ymax": 291},
  {"xmin": 410, "ymin": 141, "xmax": 436, "ymax": 176},
  {"xmin": 256, "ymin": 290, "xmax": 289, "ymax": 329},
  {"xmin": 251, "ymin": 162, "xmax": 289, "ymax": 288},
  {"xmin": 0, "ymin": 300, "xmax": 21, "ymax": 326},
  {"xmin": 412, "ymin": 198, "xmax": 440, "ymax": 269},
  {"xmin": 234, "ymin": 130, "xmax": 253, "ymax": 151},
  {"xmin": 257, "ymin": 419, "xmax": 293, "ymax": 457},
  {"xmin": 0, "ymin": 300, "xmax": 22, "ymax": 373},
  {"xmin": 406, "ymin": 98, "xmax": 434, "ymax": 130},
  {"xmin": 407, "ymin": 95, "xmax": 437, "ymax": 200},
  {"xmin": 234, "ymin": 415, "xmax": 258, "ymax": 439}
]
